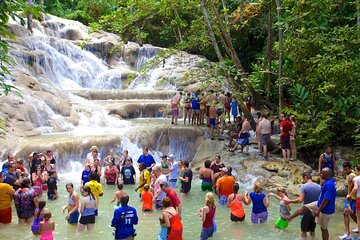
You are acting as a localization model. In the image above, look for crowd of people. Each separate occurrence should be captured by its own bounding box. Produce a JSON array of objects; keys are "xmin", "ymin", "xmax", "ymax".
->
[{"xmin": 0, "ymin": 141, "xmax": 355, "ymax": 240}]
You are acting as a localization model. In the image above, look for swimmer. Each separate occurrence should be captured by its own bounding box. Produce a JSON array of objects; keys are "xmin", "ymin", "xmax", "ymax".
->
[
  {"xmin": 110, "ymin": 183, "xmax": 126, "ymax": 207},
  {"xmin": 62, "ymin": 183, "xmax": 80, "ymax": 225}
]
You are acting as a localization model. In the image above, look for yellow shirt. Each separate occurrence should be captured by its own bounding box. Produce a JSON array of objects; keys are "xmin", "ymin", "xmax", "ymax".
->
[
  {"xmin": 85, "ymin": 180, "xmax": 103, "ymax": 200},
  {"xmin": 138, "ymin": 169, "xmax": 151, "ymax": 194},
  {"xmin": 0, "ymin": 183, "xmax": 13, "ymax": 210}
]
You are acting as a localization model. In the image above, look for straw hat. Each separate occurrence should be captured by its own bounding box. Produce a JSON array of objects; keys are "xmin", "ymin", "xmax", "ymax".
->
[{"xmin": 90, "ymin": 146, "xmax": 98, "ymax": 151}]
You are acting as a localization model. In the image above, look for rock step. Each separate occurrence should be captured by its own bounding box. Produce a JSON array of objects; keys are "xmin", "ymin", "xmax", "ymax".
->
[{"xmin": 70, "ymin": 89, "xmax": 176, "ymax": 100}]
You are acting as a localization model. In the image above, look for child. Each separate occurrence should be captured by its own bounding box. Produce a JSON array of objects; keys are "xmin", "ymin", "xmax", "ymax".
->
[
  {"xmin": 31, "ymin": 200, "xmax": 46, "ymax": 235},
  {"xmin": 157, "ymin": 213, "xmax": 168, "ymax": 240},
  {"xmin": 268, "ymin": 188, "xmax": 291, "ymax": 230},
  {"xmin": 40, "ymin": 211, "xmax": 55, "ymax": 240},
  {"xmin": 47, "ymin": 171, "xmax": 58, "ymax": 200},
  {"xmin": 81, "ymin": 164, "xmax": 92, "ymax": 186},
  {"xmin": 141, "ymin": 184, "xmax": 153, "ymax": 212},
  {"xmin": 199, "ymin": 192, "xmax": 216, "ymax": 240},
  {"xmin": 110, "ymin": 183, "xmax": 126, "ymax": 206}
]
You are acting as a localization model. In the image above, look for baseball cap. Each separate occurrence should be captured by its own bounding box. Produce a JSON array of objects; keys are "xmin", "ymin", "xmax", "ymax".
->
[{"xmin": 168, "ymin": 154, "xmax": 175, "ymax": 159}]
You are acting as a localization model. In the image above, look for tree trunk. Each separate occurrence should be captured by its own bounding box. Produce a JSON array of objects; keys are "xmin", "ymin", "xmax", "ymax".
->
[
  {"xmin": 26, "ymin": 0, "xmax": 34, "ymax": 32},
  {"xmin": 220, "ymin": 0, "xmax": 229, "ymax": 28},
  {"xmin": 264, "ymin": 0, "xmax": 273, "ymax": 102},
  {"xmin": 172, "ymin": 8, "xmax": 183, "ymax": 42},
  {"xmin": 357, "ymin": 2, "xmax": 360, "ymax": 26},
  {"xmin": 275, "ymin": 0, "xmax": 283, "ymax": 112},
  {"xmin": 208, "ymin": 0, "xmax": 244, "ymax": 71},
  {"xmin": 200, "ymin": 0, "xmax": 224, "ymax": 61}
]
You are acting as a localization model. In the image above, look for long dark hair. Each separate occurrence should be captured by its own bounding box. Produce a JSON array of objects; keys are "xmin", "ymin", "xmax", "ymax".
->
[{"xmin": 37, "ymin": 200, "xmax": 46, "ymax": 219}]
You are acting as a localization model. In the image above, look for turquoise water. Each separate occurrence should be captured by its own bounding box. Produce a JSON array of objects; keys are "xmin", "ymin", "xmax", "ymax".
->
[{"xmin": 0, "ymin": 174, "xmax": 352, "ymax": 240}]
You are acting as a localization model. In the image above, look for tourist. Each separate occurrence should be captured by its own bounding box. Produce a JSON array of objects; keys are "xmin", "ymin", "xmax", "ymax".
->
[
  {"xmin": 229, "ymin": 115, "xmax": 251, "ymax": 153},
  {"xmin": 258, "ymin": 113, "xmax": 271, "ymax": 160},
  {"xmin": 85, "ymin": 173, "xmax": 103, "ymax": 216},
  {"xmin": 158, "ymin": 212, "xmax": 168, "ymax": 240},
  {"xmin": 15, "ymin": 159, "xmax": 29, "ymax": 177},
  {"xmin": 209, "ymin": 104, "xmax": 219, "ymax": 140},
  {"xmin": 279, "ymin": 114, "xmax": 293, "ymax": 163},
  {"xmin": 168, "ymin": 154, "xmax": 178, "ymax": 189},
  {"xmin": 348, "ymin": 165, "xmax": 360, "ymax": 238},
  {"xmin": 45, "ymin": 150, "xmax": 56, "ymax": 165},
  {"xmin": 191, "ymin": 90, "xmax": 200, "ymax": 125},
  {"xmin": 318, "ymin": 145, "xmax": 336, "ymax": 176},
  {"xmin": 47, "ymin": 171, "xmax": 58, "ymax": 200},
  {"xmin": 105, "ymin": 159, "xmax": 119, "ymax": 185},
  {"xmin": 31, "ymin": 200, "xmax": 46, "ymax": 235},
  {"xmin": 225, "ymin": 92, "xmax": 231, "ymax": 123},
  {"xmin": 1, "ymin": 153, "xmax": 15, "ymax": 175},
  {"xmin": 32, "ymin": 165, "xmax": 44, "ymax": 197},
  {"xmin": 183, "ymin": 92, "xmax": 192, "ymax": 125},
  {"xmin": 160, "ymin": 155, "xmax": 170, "ymax": 176},
  {"xmin": 245, "ymin": 94, "xmax": 252, "ymax": 112},
  {"xmin": 178, "ymin": 160, "xmax": 193, "ymax": 196},
  {"xmin": 245, "ymin": 181, "xmax": 270, "ymax": 224},
  {"xmin": 78, "ymin": 186, "xmax": 97, "ymax": 232},
  {"xmin": 135, "ymin": 162, "xmax": 151, "ymax": 197},
  {"xmin": 160, "ymin": 182, "xmax": 182, "ymax": 218},
  {"xmin": 199, "ymin": 160, "xmax": 214, "ymax": 192},
  {"xmin": 227, "ymin": 183, "xmax": 248, "ymax": 222},
  {"xmin": 44, "ymin": 156, "xmax": 56, "ymax": 178},
  {"xmin": 5, "ymin": 162, "xmax": 22, "ymax": 190},
  {"xmin": 103, "ymin": 148, "xmax": 121, "ymax": 166},
  {"xmin": 289, "ymin": 115, "xmax": 297, "ymax": 160},
  {"xmin": 14, "ymin": 177, "xmax": 39, "ymax": 224},
  {"xmin": 111, "ymin": 195, "xmax": 138, "ymax": 240},
  {"xmin": 171, "ymin": 91, "xmax": 183, "ymax": 125},
  {"xmin": 283, "ymin": 172, "xmax": 321, "ymax": 239},
  {"xmin": 231, "ymin": 96, "xmax": 238, "ymax": 122},
  {"xmin": 152, "ymin": 166, "xmax": 167, "ymax": 209},
  {"xmin": 110, "ymin": 183, "xmax": 126, "ymax": 206},
  {"xmin": 39, "ymin": 211, "xmax": 55, "ymax": 240},
  {"xmin": 162, "ymin": 197, "xmax": 183, "ymax": 240},
  {"xmin": 178, "ymin": 161, "xmax": 185, "ymax": 192},
  {"xmin": 62, "ymin": 183, "xmax": 80, "ymax": 225},
  {"xmin": 91, "ymin": 158, "xmax": 102, "ymax": 183},
  {"xmin": 199, "ymin": 92, "xmax": 206, "ymax": 125},
  {"xmin": 120, "ymin": 158, "xmax": 136, "ymax": 185},
  {"xmin": 199, "ymin": 192, "xmax": 216, "ymax": 240},
  {"xmin": 119, "ymin": 149, "xmax": 132, "ymax": 168},
  {"xmin": 137, "ymin": 147, "xmax": 156, "ymax": 172},
  {"xmin": 215, "ymin": 167, "xmax": 236, "ymax": 205},
  {"xmin": 29, "ymin": 152, "xmax": 41, "ymax": 176},
  {"xmin": 224, "ymin": 116, "xmax": 243, "ymax": 149},
  {"xmin": 339, "ymin": 162, "xmax": 357, "ymax": 240},
  {"xmin": 86, "ymin": 146, "xmax": 101, "ymax": 164},
  {"xmin": 205, "ymin": 90, "xmax": 217, "ymax": 126},
  {"xmin": 268, "ymin": 188, "xmax": 291, "ymax": 230},
  {"xmin": 210, "ymin": 155, "xmax": 225, "ymax": 182},
  {"xmin": 255, "ymin": 112, "xmax": 263, "ymax": 155},
  {"xmin": 0, "ymin": 172, "xmax": 15, "ymax": 224},
  {"xmin": 81, "ymin": 163, "xmax": 92, "ymax": 186},
  {"xmin": 282, "ymin": 168, "xmax": 336, "ymax": 240},
  {"xmin": 142, "ymin": 184, "xmax": 153, "ymax": 212}
]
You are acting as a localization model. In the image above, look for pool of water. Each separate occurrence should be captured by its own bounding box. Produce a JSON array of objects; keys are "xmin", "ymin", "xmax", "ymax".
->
[{"xmin": 0, "ymin": 172, "xmax": 353, "ymax": 240}]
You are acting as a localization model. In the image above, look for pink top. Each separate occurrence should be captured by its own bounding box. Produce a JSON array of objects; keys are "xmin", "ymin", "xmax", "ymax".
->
[{"xmin": 40, "ymin": 221, "xmax": 53, "ymax": 240}]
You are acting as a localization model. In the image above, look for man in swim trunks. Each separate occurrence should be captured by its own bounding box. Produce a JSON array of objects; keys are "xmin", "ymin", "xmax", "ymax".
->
[
  {"xmin": 171, "ymin": 92, "xmax": 183, "ymax": 125},
  {"xmin": 191, "ymin": 90, "xmax": 200, "ymax": 125},
  {"xmin": 279, "ymin": 114, "xmax": 293, "ymax": 163},
  {"xmin": 209, "ymin": 104, "xmax": 220, "ymax": 140},
  {"xmin": 229, "ymin": 115, "xmax": 251, "ymax": 153},
  {"xmin": 216, "ymin": 167, "xmax": 236, "ymax": 205},
  {"xmin": 258, "ymin": 114, "xmax": 271, "ymax": 160}
]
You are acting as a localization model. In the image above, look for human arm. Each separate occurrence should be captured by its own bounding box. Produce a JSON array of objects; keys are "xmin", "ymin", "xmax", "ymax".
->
[
  {"xmin": 200, "ymin": 206, "xmax": 209, "ymax": 221},
  {"xmin": 79, "ymin": 198, "xmax": 85, "ymax": 214},
  {"xmin": 315, "ymin": 199, "xmax": 329, "ymax": 217},
  {"xmin": 177, "ymin": 203, "xmax": 182, "ymax": 219},
  {"xmin": 226, "ymin": 194, "xmax": 233, "ymax": 208},
  {"xmin": 318, "ymin": 154, "xmax": 323, "ymax": 174},
  {"xmin": 162, "ymin": 212, "xmax": 171, "ymax": 228},
  {"xmin": 349, "ymin": 177, "xmax": 358, "ymax": 198},
  {"xmin": 33, "ymin": 195, "xmax": 39, "ymax": 209},
  {"xmin": 283, "ymin": 193, "xmax": 305, "ymax": 204},
  {"xmin": 263, "ymin": 194, "xmax": 270, "ymax": 207}
]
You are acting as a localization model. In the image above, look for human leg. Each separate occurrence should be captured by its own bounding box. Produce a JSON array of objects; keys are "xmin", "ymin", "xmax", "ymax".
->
[
  {"xmin": 87, "ymin": 223, "xmax": 95, "ymax": 231},
  {"xmin": 77, "ymin": 223, "xmax": 86, "ymax": 232}
]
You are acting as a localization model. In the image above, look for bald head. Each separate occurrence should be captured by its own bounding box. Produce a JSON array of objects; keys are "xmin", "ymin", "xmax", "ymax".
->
[{"xmin": 321, "ymin": 167, "xmax": 332, "ymax": 179}]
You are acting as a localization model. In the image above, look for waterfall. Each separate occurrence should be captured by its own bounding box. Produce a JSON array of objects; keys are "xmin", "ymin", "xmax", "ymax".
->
[{"xmin": 134, "ymin": 45, "xmax": 160, "ymax": 70}]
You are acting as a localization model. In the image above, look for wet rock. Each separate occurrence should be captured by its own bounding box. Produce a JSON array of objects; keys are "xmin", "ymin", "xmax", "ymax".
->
[
  {"xmin": 8, "ymin": 23, "xmax": 32, "ymax": 37},
  {"xmin": 60, "ymin": 28, "xmax": 84, "ymax": 40},
  {"xmin": 108, "ymin": 102, "xmax": 168, "ymax": 119}
]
